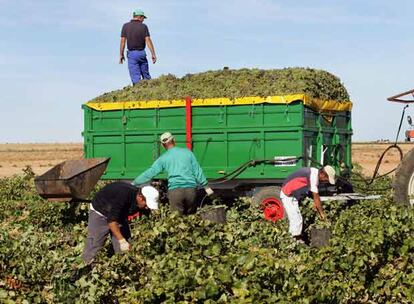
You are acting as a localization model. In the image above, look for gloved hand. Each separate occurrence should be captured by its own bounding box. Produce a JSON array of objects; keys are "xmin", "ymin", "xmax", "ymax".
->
[
  {"xmin": 119, "ymin": 239, "xmax": 130, "ymax": 252},
  {"xmin": 204, "ymin": 187, "xmax": 214, "ymax": 196}
]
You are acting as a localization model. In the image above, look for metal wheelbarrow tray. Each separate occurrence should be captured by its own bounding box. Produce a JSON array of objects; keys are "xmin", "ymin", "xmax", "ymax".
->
[{"xmin": 34, "ymin": 158, "xmax": 110, "ymax": 202}]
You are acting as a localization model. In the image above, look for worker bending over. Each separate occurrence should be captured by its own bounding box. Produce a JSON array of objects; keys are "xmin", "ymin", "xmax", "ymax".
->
[
  {"xmin": 82, "ymin": 182, "xmax": 159, "ymax": 264},
  {"xmin": 280, "ymin": 166, "xmax": 336, "ymax": 239},
  {"xmin": 132, "ymin": 132, "xmax": 214, "ymax": 215}
]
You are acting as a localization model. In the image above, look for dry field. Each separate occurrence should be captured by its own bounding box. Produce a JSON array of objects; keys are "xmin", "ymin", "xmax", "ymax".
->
[
  {"xmin": 0, "ymin": 143, "xmax": 413, "ymax": 178},
  {"xmin": 352, "ymin": 142, "xmax": 414, "ymax": 177},
  {"xmin": 0, "ymin": 143, "xmax": 83, "ymax": 177}
]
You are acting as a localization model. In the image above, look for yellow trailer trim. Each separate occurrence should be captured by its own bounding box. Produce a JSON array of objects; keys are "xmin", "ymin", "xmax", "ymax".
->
[{"xmin": 85, "ymin": 94, "xmax": 352, "ymax": 112}]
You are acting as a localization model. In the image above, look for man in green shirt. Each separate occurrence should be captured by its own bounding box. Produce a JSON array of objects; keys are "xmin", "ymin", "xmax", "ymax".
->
[{"xmin": 132, "ymin": 132, "xmax": 214, "ymax": 215}]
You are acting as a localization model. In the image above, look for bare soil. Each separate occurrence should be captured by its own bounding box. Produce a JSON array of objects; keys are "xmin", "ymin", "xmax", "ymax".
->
[
  {"xmin": 352, "ymin": 142, "xmax": 414, "ymax": 177},
  {"xmin": 0, "ymin": 143, "xmax": 83, "ymax": 177},
  {"xmin": 0, "ymin": 142, "xmax": 413, "ymax": 178}
]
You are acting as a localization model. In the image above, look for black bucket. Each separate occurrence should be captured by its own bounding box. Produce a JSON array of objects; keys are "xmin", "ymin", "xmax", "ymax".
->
[
  {"xmin": 310, "ymin": 228, "xmax": 332, "ymax": 248},
  {"xmin": 199, "ymin": 206, "xmax": 227, "ymax": 224}
]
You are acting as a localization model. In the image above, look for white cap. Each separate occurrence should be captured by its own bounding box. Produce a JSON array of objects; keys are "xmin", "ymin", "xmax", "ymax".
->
[
  {"xmin": 323, "ymin": 165, "xmax": 336, "ymax": 185},
  {"xmin": 141, "ymin": 186, "xmax": 159, "ymax": 210},
  {"xmin": 160, "ymin": 132, "xmax": 174, "ymax": 144}
]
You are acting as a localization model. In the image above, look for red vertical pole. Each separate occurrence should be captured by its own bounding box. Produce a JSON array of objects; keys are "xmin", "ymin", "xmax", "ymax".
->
[{"xmin": 185, "ymin": 96, "xmax": 192, "ymax": 150}]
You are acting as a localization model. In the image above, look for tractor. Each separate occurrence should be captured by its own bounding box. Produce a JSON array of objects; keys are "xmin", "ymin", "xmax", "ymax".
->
[{"xmin": 388, "ymin": 89, "xmax": 414, "ymax": 206}]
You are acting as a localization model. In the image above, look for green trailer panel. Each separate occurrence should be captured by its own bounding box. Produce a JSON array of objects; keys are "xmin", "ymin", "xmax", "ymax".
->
[{"xmin": 83, "ymin": 99, "xmax": 352, "ymax": 182}]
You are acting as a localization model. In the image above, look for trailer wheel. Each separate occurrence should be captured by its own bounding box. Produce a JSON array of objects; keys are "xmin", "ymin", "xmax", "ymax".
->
[
  {"xmin": 253, "ymin": 186, "xmax": 285, "ymax": 222},
  {"xmin": 394, "ymin": 148, "xmax": 414, "ymax": 206}
]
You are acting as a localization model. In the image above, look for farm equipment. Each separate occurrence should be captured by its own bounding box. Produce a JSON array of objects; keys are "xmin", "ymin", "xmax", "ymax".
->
[
  {"xmin": 35, "ymin": 89, "xmax": 414, "ymax": 212},
  {"xmin": 34, "ymin": 157, "xmax": 110, "ymax": 202},
  {"xmin": 82, "ymin": 94, "xmax": 353, "ymax": 219},
  {"xmin": 404, "ymin": 114, "xmax": 414, "ymax": 142},
  {"xmin": 388, "ymin": 89, "xmax": 414, "ymax": 206}
]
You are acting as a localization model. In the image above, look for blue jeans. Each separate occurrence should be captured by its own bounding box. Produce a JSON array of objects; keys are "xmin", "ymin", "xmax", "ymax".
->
[{"xmin": 127, "ymin": 50, "xmax": 151, "ymax": 84}]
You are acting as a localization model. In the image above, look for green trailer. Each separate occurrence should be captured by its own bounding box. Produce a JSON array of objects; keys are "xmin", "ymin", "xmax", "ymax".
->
[{"xmin": 82, "ymin": 94, "xmax": 352, "ymax": 210}]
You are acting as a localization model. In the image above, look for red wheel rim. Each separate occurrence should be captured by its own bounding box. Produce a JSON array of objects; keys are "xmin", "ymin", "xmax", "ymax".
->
[{"xmin": 261, "ymin": 197, "xmax": 284, "ymax": 222}]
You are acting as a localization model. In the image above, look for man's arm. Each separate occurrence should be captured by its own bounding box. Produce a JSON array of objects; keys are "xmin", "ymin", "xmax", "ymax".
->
[
  {"xmin": 309, "ymin": 168, "xmax": 324, "ymax": 218},
  {"xmin": 108, "ymin": 221, "xmax": 125, "ymax": 240},
  {"xmin": 190, "ymin": 152, "xmax": 207, "ymax": 187},
  {"xmin": 132, "ymin": 158, "xmax": 163, "ymax": 186},
  {"xmin": 312, "ymin": 192, "xmax": 326, "ymax": 219},
  {"xmin": 190, "ymin": 152, "xmax": 214, "ymax": 195},
  {"xmin": 145, "ymin": 36, "xmax": 157, "ymax": 64},
  {"xmin": 108, "ymin": 221, "xmax": 130, "ymax": 251},
  {"xmin": 119, "ymin": 37, "xmax": 126, "ymax": 64}
]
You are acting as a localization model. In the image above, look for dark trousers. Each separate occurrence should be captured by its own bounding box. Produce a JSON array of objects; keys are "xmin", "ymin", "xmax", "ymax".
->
[
  {"xmin": 168, "ymin": 188, "xmax": 198, "ymax": 215},
  {"xmin": 82, "ymin": 210, "xmax": 131, "ymax": 264}
]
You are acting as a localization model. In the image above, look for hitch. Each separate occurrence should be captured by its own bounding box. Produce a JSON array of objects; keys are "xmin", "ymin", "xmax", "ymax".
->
[{"xmin": 320, "ymin": 193, "xmax": 381, "ymax": 202}]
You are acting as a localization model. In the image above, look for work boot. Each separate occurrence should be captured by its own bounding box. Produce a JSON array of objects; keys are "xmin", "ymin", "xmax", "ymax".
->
[{"xmin": 70, "ymin": 264, "xmax": 93, "ymax": 283}]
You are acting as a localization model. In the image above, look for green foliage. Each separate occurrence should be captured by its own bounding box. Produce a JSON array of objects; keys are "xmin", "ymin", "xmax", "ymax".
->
[
  {"xmin": 0, "ymin": 166, "xmax": 41, "ymax": 202},
  {"xmin": 91, "ymin": 67, "xmax": 350, "ymax": 103},
  {"xmin": 1, "ymin": 173, "xmax": 413, "ymax": 303}
]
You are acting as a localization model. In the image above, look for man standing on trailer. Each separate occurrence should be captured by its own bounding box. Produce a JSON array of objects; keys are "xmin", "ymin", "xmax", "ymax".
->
[
  {"xmin": 280, "ymin": 166, "xmax": 336, "ymax": 239},
  {"xmin": 82, "ymin": 182, "xmax": 159, "ymax": 264},
  {"xmin": 119, "ymin": 9, "xmax": 157, "ymax": 85},
  {"xmin": 132, "ymin": 132, "xmax": 214, "ymax": 215}
]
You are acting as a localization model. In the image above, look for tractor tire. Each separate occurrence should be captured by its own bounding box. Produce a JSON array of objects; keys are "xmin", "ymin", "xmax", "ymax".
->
[
  {"xmin": 252, "ymin": 186, "xmax": 285, "ymax": 221},
  {"xmin": 393, "ymin": 148, "xmax": 414, "ymax": 206}
]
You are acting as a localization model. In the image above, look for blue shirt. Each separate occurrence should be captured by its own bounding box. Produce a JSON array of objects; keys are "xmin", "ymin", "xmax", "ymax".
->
[{"xmin": 132, "ymin": 147, "xmax": 208, "ymax": 190}]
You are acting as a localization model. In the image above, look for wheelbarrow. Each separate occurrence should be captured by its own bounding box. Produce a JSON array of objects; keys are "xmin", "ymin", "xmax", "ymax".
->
[{"xmin": 34, "ymin": 158, "xmax": 110, "ymax": 202}]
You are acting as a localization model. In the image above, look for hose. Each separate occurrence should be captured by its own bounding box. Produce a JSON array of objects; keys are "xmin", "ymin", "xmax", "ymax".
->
[
  {"xmin": 209, "ymin": 159, "xmax": 254, "ymax": 183},
  {"xmin": 209, "ymin": 157, "xmax": 303, "ymax": 185},
  {"xmin": 394, "ymin": 105, "xmax": 409, "ymax": 144},
  {"xmin": 346, "ymin": 104, "xmax": 408, "ymax": 192}
]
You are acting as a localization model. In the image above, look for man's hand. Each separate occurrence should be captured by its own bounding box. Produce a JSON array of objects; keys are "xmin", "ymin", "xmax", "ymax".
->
[
  {"xmin": 145, "ymin": 36, "xmax": 157, "ymax": 64},
  {"xmin": 312, "ymin": 192, "xmax": 326, "ymax": 220},
  {"xmin": 108, "ymin": 221, "xmax": 130, "ymax": 252},
  {"xmin": 119, "ymin": 37, "xmax": 126, "ymax": 64},
  {"xmin": 204, "ymin": 187, "xmax": 214, "ymax": 196},
  {"xmin": 119, "ymin": 239, "xmax": 130, "ymax": 252},
  {"xmin": 316, "ymin": 206, "xmax": 326, "ymax": 220}
]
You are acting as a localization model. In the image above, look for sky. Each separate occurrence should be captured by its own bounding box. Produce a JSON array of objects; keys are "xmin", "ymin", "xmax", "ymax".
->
[{"xmin": 0, "ymin": 0, "xmax": 413, "ymax": 142}]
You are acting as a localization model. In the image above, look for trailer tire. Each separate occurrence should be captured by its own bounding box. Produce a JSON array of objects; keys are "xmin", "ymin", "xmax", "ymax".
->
[
  {"xmin": 393, "ymin": 148, "xmax": 414, "ymax": 206},
  {"xmin": 253, "ymin": 186, "xmax": 285, "ymax": 221}
]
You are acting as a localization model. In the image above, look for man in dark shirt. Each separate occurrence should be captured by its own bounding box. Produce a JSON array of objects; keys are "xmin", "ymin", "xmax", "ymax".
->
[
  {"xmin": 119, "ymin": 9, "xmax": 157, "ymax": 85},
  {"xmin": 82, "ymin": 182, "xmax": 159, "ymax": 264}
]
